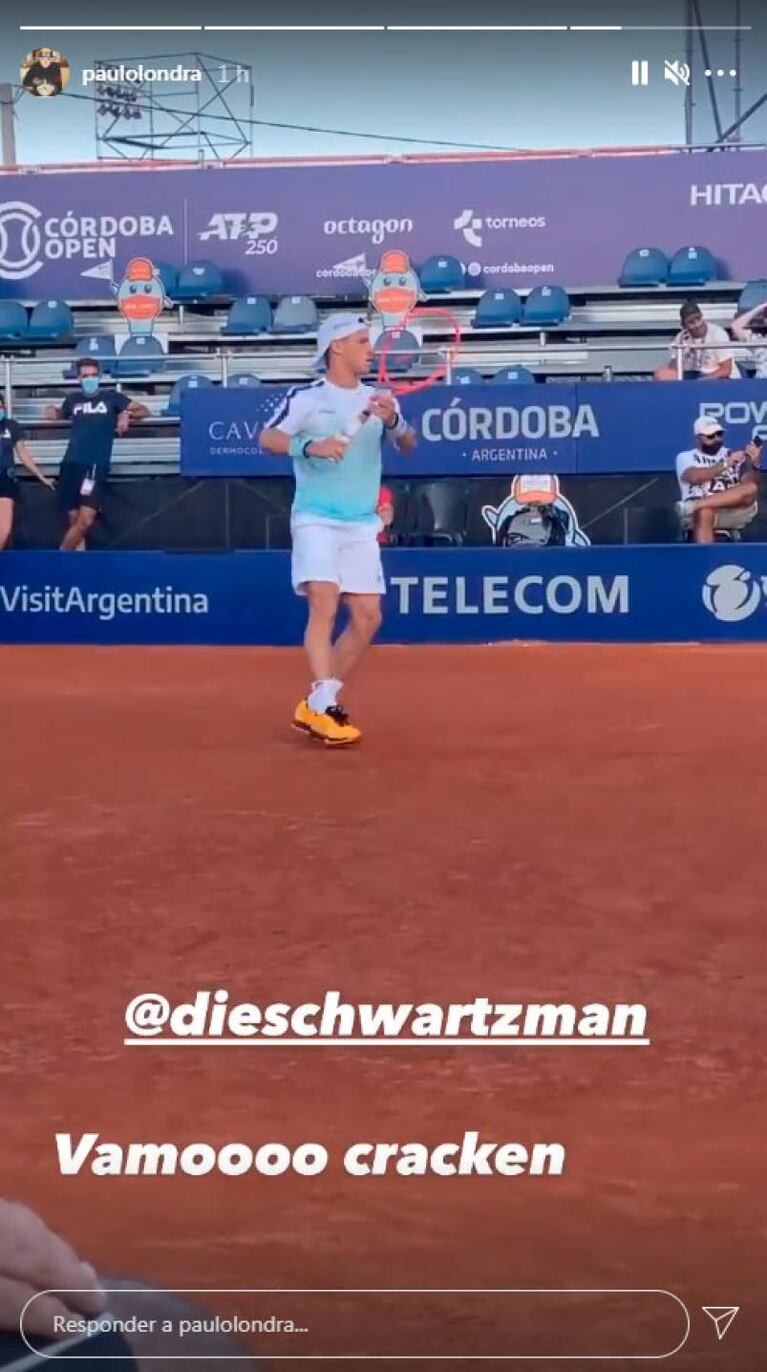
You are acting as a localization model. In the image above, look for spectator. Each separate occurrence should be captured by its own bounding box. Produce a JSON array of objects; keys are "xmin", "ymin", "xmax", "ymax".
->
[
  {"xmin": 675, "ymin": 416, "xmax": 760, "ymax": 543},
  {"xmin": 731, "ymin": 298, "xmax": 767, "ymax": 377},
  {"xmin": 655, "ymin": 300, "xmax": 739, "ymax": 382},
  {"xmin": 44, "ymin": 359, "xmax": 149, "ymax": 551},
  {"xmin": 377, "ymin": 483, "xmax": 395, "ymax": 544},
  {"xmin": 0, "ymin": 396, "xmax": 55, "ymax": 550}
]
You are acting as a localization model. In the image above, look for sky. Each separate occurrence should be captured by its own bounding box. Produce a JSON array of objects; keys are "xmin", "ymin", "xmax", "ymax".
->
[{"xmin": 1, "ymin": 0, "xmax": 766, "ymax": 164}]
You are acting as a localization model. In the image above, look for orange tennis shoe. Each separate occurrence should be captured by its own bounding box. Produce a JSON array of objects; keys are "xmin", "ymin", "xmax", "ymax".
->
[
  {"xmin": 312, "ymin": 704, "xmax": 362, "ymax": 747},
  {"xmin": 292, "ymin": 699, "xmax": 316, "ymax": 735},
  {"xmin": 293, "ymin": 699, "xmax": 361, "ymax": 747}
]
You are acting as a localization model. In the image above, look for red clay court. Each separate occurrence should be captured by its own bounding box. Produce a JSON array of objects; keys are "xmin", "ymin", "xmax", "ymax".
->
[{"xmin": 1, "ymin": 643, "xmax": 763, "ymax": 1368}]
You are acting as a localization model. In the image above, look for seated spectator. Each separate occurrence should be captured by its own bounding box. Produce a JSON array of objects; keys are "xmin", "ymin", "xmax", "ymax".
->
[
  {"xmin": 655, "ymin": 300, "xmax": 739, "ymax": 381},
  {"xmin": 377, "ymin": 484, "xmax": 395, "ymax": 544},
  {"xmin": 731, "ymin": 298, "xmax": 767, "ymax": 377},
  {"xmin": 0, "ymin": 397, "xmax": 55, "ymax": 550},
  {"xmin": 675, "ymin": 416, "xmax": 760, "ymax": 543}
]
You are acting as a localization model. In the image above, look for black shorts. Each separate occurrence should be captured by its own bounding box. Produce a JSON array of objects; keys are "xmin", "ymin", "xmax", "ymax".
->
[
  {"xmin": 57, "ymin": 464, "xmax": 108, "ymax": 513},
  {"xmin": 0, "ymin": 470, "xmax": 19, "ymax": 501}
]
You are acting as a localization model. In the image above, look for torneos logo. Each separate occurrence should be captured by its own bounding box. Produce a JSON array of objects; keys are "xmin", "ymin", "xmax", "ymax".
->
[
  {"xmin": 701, "ymin": 565, "xmax": 762, "ymax": 622},
  {"xmin": 0, "ymin": 201, "xmax": 43, "ymax": 279},
  {"xmin": 454, "ymin": 208, "xmax": 483, "ymax": 248}
]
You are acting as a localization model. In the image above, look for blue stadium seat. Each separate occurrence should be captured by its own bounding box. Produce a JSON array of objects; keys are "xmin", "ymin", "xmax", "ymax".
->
[
  {"xmin": 271, "ymin": 296, "xmax": 318, "ymax": 334},
  {"xmin": 63, "ymin": 335, "xmax": 118, "ymax": 378},
  {"xmin": 736, "ymin": 279, "xmax": 767, "ymax": 314},
  {"xmin": 28, "ymin": 299, "xmax": 74, "ymax": 341},
  {"xmin": 373, "ymin": 327, "xmax": 420, "ymax": 375},
  {"xmin": 419, "ymin": 255, "xmax": 465, "ymax": 294},
  {"xmin": 174, "ymin": 260, "xmax": 225, "ymax": 300},
  {"xmin": 523, "ymin": 285, "xmax": 570, "ymax": 325},
  {"xmin": 113, "ymin": 335, "xmax": 166, "ymax": 378},
  {"xmin": 165, "ymin": 373, "xmax": 215, "ymax": 416},
  {"xmin": 222, "ymin": 296, "xmax": 272, "ymax": 335},
  {"xmin": 492, "ymin": 365, "xmax": 537, "ymax": 385},
  {"xmin": 226, "ymin": 372, "xmax": 262, "ymax": 388},
  {"xmin": 619, "ymin": 247, "xmax": 669, "ymax": 287},
  {"xmin": 0, "ymin": 301, "xmax": 28, "ymax": 340},
  {"xmin": 154, "ymin": 263, "xmax": 178, "ymax": 297},
  {"xmin": 473, "ymin": 289, "xmax": 523, "ymax": 328},
  {"xmin": 451, "ymin": 367, "xmax": 485, "ymax": 386},
  {"xmin": 668, "ymin": 245, "xmax": 717, "ymax": 286}
]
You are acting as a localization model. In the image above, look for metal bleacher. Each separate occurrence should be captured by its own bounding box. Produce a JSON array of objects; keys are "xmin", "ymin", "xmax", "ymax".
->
[{"xmin": 1, "ymin": 280, "xmax": 752, "ymax": 478}]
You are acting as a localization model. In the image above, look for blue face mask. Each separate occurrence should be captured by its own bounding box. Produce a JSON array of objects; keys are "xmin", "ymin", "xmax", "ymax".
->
[
  {"xmin": 81, "ymin": 376, "xmax": 100, "ymax": 395},
  {"xmin": 0, "ymin": 409, "xmax": 5, "ymax": 422}
]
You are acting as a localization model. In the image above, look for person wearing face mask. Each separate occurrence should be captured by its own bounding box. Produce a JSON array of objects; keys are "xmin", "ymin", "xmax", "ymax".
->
[
  {"xmin": 44, "ymin": 359, "xmax": 148, "ymax": 551},
  {"xmin": 0, "ymin": 396, "xmax": 55, "ymax": 549},
  {"xmin": 675, "ymin": 415, "xmax": 761, "ymax": 543}
]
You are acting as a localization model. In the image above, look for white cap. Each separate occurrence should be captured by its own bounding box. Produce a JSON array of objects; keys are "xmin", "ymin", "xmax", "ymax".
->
[
  {"xmin": 694, "ymin": 415, "xmax": 724, "ymax": 436},
  {"xmin": 310, "ymin": 313, "xmax": 369, "ymax": 369}
]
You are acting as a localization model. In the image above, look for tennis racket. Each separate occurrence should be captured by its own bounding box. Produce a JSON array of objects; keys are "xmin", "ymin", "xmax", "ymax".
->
[
  {"xmin": 336, "ymin": 308, "xmax": 462, "ymax": 443},
  {"xmin": 376, "ymin": 306, "xmax": 462, "ymax": 394}
]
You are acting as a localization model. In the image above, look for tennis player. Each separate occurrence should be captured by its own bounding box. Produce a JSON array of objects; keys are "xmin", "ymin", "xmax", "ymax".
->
[{"xmin": 260, "ymin": 314, "xmax": 416, "ymax": 746}]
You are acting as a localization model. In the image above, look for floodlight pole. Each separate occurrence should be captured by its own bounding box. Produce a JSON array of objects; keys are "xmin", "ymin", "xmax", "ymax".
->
[
  {"xmin": 0, "ymin": 83, "xmax": 17, "ymax": 166},
  {"xmin": 94, "ymin": 52, "xmax": 253, "ymax": 161},
  {"xmin": 733, "ymin": 0, "xmax": 742, "ymax": 141},
  {"xmin": 684, "ymin": 0, "xmax": 694, "ymax": 145}
]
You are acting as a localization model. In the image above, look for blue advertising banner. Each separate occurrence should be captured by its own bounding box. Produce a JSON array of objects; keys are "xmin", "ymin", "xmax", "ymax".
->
[
  {"xmin": 1, "ymin": 547, "xmax": 767, "ymax": 645},
  {"xmin": 1, "ymin": 148, "xmax": 767, "ymax": 298},
  {"xmin": 181, "ymin": 380, "xmax": 767, "ymax": 479}
]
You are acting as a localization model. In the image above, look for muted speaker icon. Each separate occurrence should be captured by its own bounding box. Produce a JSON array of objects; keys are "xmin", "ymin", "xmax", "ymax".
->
[{"xmin": 664, "ymin": 59, "xmax": 691, "ymax": 86}]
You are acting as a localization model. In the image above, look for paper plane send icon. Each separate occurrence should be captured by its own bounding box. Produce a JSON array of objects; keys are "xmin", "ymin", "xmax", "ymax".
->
[{"xmin": 702, "ymin": 1306, "xmax": 739, "ymax": 1341}]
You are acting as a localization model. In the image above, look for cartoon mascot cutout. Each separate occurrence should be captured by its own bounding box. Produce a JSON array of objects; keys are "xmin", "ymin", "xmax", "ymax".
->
[
  {"xmin": 482, "ymin": 474, "xmax": 590, "ymax": 547},
  {"xmin": 368, "ymin": 249, "xmax": 421, "ymax": 331},
  {"xmin": 115, "ymin": 257, "xmax": 170, "ymax": 337},
  {"xmin": 367, "ymin": 248, "xmax": 423, "ymax": 364}
]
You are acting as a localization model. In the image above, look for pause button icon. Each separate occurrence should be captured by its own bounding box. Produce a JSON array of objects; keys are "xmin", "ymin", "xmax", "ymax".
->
[{"xmin": 631, "ymin": 59, "xmax": 650, "ymax": 85}]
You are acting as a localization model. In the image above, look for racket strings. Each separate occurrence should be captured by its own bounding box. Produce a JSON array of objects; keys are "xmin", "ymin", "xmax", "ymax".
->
[{"xmin": 376, "ymin": 308, "xmax": 462, "ymax": 392}]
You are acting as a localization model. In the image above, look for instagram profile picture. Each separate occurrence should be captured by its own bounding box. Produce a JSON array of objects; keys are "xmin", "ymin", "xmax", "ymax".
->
[{"xmin": 20, "ymin": 47, "xmax": 70, "ymax": 98}]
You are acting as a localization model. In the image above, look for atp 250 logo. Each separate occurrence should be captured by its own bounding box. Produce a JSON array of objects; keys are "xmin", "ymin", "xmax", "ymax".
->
[{"xmin": 198, "ymin": 211, "xmax": 279, "ymax": 257}]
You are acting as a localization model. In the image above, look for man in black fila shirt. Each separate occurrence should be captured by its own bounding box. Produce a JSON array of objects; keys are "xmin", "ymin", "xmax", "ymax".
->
[{"xmin": 45, "ymin": 360, "xmax": 148, "ymax": 551}]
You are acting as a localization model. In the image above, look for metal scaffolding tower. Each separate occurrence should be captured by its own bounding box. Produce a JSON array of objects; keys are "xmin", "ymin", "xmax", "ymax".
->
[
  {"xmin": 684, "ymin": 0, "xmax": 767, "ymax": 146},
  {"xmin": 94, "ymin": 52, "xmax": 254, "ymax": 162}
]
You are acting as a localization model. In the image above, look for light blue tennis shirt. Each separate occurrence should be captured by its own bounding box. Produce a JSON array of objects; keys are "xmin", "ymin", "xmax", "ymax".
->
[{"xmin": 266, "ymin": 378, "xmax": 399, "ymax": 523}]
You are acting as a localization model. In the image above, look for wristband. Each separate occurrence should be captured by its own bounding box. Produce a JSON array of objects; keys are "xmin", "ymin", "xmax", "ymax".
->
[
  {"xmin": 386, "ymin": 413, "xmax": 407, "ymax": 438},
  {"xmin": 288, "ymin": 434, "xmax": 313, "ymax": 460}
]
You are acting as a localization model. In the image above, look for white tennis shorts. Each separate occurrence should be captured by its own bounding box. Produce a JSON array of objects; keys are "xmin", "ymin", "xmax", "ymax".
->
[{"xmin": 291, "ymin": 515, "xmax": 385, "ymax": 596}]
